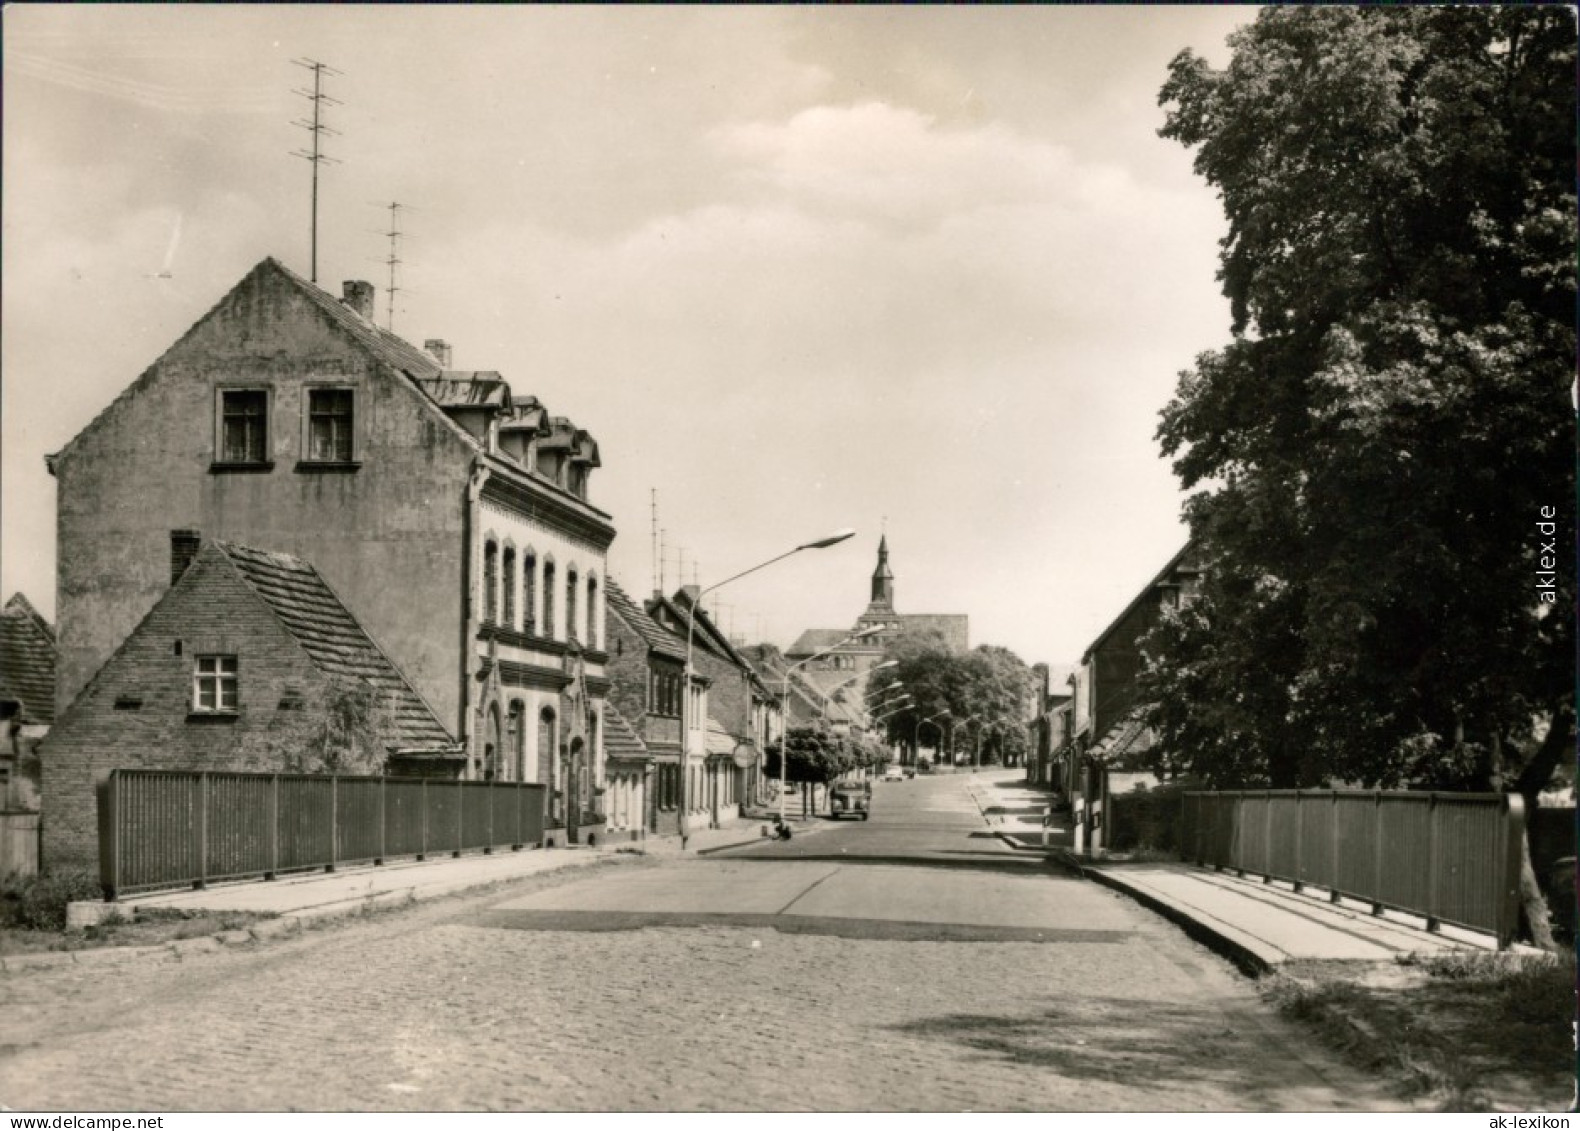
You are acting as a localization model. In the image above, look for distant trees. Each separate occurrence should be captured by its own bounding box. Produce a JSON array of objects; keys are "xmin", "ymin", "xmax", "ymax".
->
[
  {"xmin": 1143, "ymin": 7, "xmax": 1574, "ymax": 945},
  {"xmin": 871, "ymin": 633, "xmax": 1033, "ymax": 765}
]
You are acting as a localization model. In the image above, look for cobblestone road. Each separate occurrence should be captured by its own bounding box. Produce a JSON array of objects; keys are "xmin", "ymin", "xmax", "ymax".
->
[{"xmin": 0, "ymin": 856, "xmax": 1406, "ymax": 1112}]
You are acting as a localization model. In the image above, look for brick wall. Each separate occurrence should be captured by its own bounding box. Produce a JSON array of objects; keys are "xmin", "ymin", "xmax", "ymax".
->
[{"xmin": 40, "ymin": 552, "xmax": 338, "ymax": 870}]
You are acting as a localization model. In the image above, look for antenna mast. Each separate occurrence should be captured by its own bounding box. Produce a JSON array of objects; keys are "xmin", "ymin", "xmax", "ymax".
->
[
  {"xmin": 382, "ymin": 202, "xmax": 404, "ymax": 330},
  {"xmin": 650, "ymin": 490, "xmax": 660, "ymax": 598},
  {"xmin": 291, "ymin": 58, "xmax": 342, "ymax": 284}
]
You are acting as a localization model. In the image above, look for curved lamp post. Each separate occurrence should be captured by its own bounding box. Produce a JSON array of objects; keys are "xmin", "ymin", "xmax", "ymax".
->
[
  {"xmin": 918, "ymin": 711, "xmax": 949, "ymax": 766},
  {"xmin": 680, "ymin": 528, "xmax": 855, "ymax": 847},
  {"xmin": 778, "ymin": 625, "xmax": 882, "ymax": 823},
  {"xmin": 820, "ymin": 659, "xmax": 898, "ymax": 724}
]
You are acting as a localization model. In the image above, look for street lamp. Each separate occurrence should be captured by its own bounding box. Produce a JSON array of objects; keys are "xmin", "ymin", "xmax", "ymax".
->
[
  {"xmin": 779, "ymin": 625, "xmax": 882, "ymax": 823},
  {"xmin": 819, "ymin": 659, "xmax": 898, "ymax": 723},
  {"xmin": 917, "ymin": 711, "xmax": 948, "ymax": 767},
  {"xmin": 680, "ymin": 528, "xmax": 855, "ymax": 847}
]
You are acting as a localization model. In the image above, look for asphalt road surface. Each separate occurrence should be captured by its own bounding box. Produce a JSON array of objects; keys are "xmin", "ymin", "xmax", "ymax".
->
[{"xmin": 0, "ymin": 772, "xmax": 1408, "ymax": 1112}]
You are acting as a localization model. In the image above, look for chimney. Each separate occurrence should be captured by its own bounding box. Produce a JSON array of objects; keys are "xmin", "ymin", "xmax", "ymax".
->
[
  {"xmin": 424, "ymin": 339, "xmax": 453, "ymax": 368},
  {"xmin": 681, "ymin": 584, "xmax": 701, "ymax": 607},
  {"xmin": 341, "ymin": 280, "xmax": 375, "ymax": 321},
  {"xmin": 171, "ymin": 529, "xmax": 201, "ymax": 586}
]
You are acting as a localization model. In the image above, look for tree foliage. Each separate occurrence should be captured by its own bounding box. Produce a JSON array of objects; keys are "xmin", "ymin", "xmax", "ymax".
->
[
  {"xmin": 870, "ymin": 633, "xmax": 1034, "ymax": 764},
  {"xmin": 1144, "ymin": 8, "xmax": 1575, "ymax": 796},
  {"xmin": 764, "ymin": 726, "xmax": 851, "ymax": 785}
]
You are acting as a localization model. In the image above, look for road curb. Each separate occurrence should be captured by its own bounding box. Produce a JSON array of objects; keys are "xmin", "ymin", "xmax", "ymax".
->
[
  {"xmin": 1057, "ymin": 852, "xmax": 1280, "ymax": 976},
  {"xmin": 1, "ymin": 853, "xmax": 617, "ymax": 975}
]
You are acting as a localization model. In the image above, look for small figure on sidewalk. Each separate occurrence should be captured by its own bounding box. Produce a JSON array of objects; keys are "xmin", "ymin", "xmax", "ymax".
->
[{"xmin": 771, "ymin": 815, "xmax": 793, "ymax": 841}]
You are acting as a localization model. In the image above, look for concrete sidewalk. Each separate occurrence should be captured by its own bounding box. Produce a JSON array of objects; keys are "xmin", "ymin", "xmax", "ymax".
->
[
  {"xmin": 1070, "ymin": 861, "xmax": 1514, "ymax": 973},
  {"xmin": 960, "ymin": 771, "xmax": 1508, "ymax": 972}
]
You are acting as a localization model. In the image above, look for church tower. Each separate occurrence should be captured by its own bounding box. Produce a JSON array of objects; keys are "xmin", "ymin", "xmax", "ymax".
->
[{"xmin": 869, "ymin": 535, "xmax": 895, "ymax": 610}]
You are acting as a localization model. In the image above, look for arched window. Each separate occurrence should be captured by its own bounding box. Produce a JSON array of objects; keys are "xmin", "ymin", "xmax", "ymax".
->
[
  {"xmin": 542, "ymin": 559, "xmax": 556, "ymax": 638},
  {"xmin": 586, "ymin": 574, "xmax": 600, "ymax": 650},
  {"xmin": 523, "ymin": 550, "xmax": 538, "ymax": 634},
  {"xmin": 509, "ymin": 700, "xmax": 526, "ymax": 781},
  {"xmin": 502, "ymin": 547, "xmax": 516, "ymax": 630},
  {"xmin": 482, "ymin": 540, "xmax": 499, "ymax": 626},
  {"xmin": 539, "ymin": 706, "xmax": 558, "ymax": 818},
  {"xmin": 566, "ymin": 567, "xmax": 579, "ymax": 644}
]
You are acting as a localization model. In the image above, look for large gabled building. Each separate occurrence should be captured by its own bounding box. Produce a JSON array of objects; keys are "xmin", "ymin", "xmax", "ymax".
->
[{"xmin": 43, "ymin": 257, "xmax": 617, "ymax": 861}]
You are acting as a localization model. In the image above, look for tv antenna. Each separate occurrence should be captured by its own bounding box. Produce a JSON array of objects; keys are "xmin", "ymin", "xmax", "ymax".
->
[
  {"xmin": 377, "ymin": 201, "xmax": 410, "ymax": 331},
  {"xmin": 291, "ymin": 58, "xmax": 342, "ymax": 284}
]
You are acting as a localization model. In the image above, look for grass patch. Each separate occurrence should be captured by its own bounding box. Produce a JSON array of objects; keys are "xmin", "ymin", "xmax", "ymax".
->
[
  {"xmin": 1266, "ymin": 950, "xmax": 1576, "ymax": 1111},
  {"xmin": 0, "ymin": 874, "xmax": 275, "ymax": 957}
]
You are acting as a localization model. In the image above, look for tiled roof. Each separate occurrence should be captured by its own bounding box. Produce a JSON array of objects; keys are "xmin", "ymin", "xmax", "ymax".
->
[
  {"xmin": 705, "ymin": 715, "xmax": 739, "ymax": 757},
  {"xmin": 1090, "ymin": 709, "xmax": 1155, "ymax": 765},
  {"xmin": 0, "ymin": 593, "xmax": 56, "ymax": 725},
  {"xmin": 605, "ymin": 578, "xmax": 687, "ymax": 661},
  {"xmin": 215, "ymin": 542, "xmax": 454, "ymax": 752},
  {"xmin": 602, "ymin": 703, "xmax": 650, "ymax": 763},
  {"xmin": 269, "ymin": 259, "xmax": 448, "ymax": 384},
  {"xmin": 787, "ymin": 629, "xmax": 847, "ymax": 657}
]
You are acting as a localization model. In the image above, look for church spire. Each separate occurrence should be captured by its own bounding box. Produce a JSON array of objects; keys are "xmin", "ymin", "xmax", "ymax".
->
[{"xmin": 869, "ymin": 535, "xmax": 894, "ymax": 608}]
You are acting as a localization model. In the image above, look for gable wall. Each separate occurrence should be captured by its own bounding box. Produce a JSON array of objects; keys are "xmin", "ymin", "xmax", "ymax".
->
[
  {"xmin": 54, "ymin": 266, "xmax": 473, "ymax": 732},
  {"xmin": 39, "ymin": 551, "xmax": 334, "ymax": 869}
]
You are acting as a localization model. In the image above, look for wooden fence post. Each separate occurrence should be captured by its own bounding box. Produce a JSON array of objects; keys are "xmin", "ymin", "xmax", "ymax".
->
[
  {"xmin": 455, "ymin": 777, "xmax": 463, "ymax": 858},
  {"xmin": 419, "ymin": 779, "xmax": 427, "ymax": 861},
  {"xmin": 1423, "ymin": 793, "xmax": 1442, "ymax": 933},
  {"xmin": 267, "ymin": 774, "xmax": 279, "ymax": 881},
  {"xmin": 1293, "ymin": 791, "xmax": 1305, "ymax": 892},
  {"xmin": 1330, "ymin": 791, "xmax": 1341, "ymax": 903},
  {"xmin": 1498, "ymin": 793, "xmax": 1526, "ymax": 950},
  {"xmin": 377, "ymin": 776, "xmax": 387, "ymax": 866},
  {"xmin": 1371, "ymin": 790, "xmax": 1385, "ymax": 916},
  {"xmin": 327, "ymin": 776, "xmax": 338, "ymax": 874},
  {"xmin": 196, "ymin": 772, "xmax": 209, "ymax": 890}
]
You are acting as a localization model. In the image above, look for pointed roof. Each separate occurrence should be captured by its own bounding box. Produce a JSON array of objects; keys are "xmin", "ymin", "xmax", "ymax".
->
[
  {"xmin": 602, "ymin": 702, "xmax": 650, "ymax": 763},
  {"xmin": 213, "ymin": 542, "xmax": 455, "ymax": 752},
  {"xmin": 605, "ymin": 578, "xmax": 687, "ymax": 662},
  {"xmin": 1080, "ymin": 540, "xmax": 1201, "ymax": 664},
  {"xmin": 0, "ymin": 593, "xmax": 57, "ymax": 726},
  {"xmin": 872, "ymin": 534, "xmax": 893, "ymax": 581}
]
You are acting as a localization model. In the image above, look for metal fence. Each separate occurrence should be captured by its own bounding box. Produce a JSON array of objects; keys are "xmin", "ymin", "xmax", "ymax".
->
[
  {"xmin": 98, "ymin": 770, "xmax": 548, "ymax": 900},
  {"xmin": 1180, "ymin": 790, "xmax": 1526, "ymax": 947}
]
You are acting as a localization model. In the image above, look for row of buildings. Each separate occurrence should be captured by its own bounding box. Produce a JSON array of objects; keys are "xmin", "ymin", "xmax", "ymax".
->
[
  {"xmin": 2, "ymin": 257, "xmax": 955, "ymax": 871},
  {"xmin": 1025, "ymin": 543, "xmax": 1203, "ymax": 853}
]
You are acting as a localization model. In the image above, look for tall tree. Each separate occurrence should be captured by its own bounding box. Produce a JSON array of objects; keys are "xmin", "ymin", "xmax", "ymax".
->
[{"xmin": 1146, "ymin": 8, "xmax": 1575, "ymax": 942}]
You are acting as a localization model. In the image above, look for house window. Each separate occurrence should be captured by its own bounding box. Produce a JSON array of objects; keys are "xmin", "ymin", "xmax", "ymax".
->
[
  {"xmin": 542, "ymin": 561, "xmax": 556, "ymax": 638},
  {"xmin": 524, "ymin": 552, "xmax": 538, "ymax": 633},
  {"xmin": 566, "ymin": 568, "xmax": 579, "ymax": 644},
  {"xmin": 586, "ymin": 575, "xmax": 599, "ymax": 649},
  {"xmin": 482, "ymin": 541, "xmax": 499, "ymax": 626},
  {"xmin": 193, "ymin": 655, "xmax": 238, "ymax": 712},
  {"xmin": 502, "ymin": 548, "xmax": 516, "ymax": 630},
  {"xmin": 219, "ymin": 390, "xmax": 268, "ymax": 464},
  {"xmin": 306, "ymin": 388, "xmax": 354, "ymax": 462}
]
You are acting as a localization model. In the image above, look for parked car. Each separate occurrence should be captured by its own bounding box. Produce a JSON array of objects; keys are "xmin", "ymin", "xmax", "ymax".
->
[
  {"xmin": 829, "ymin": 781, "xmax": 871, "ymax": 820},
  {"xmin": 883, "ymin": 765, "xmax": 906, "ymax": 782}
]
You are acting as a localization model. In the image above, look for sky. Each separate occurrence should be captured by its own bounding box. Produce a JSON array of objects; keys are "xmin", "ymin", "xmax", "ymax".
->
[{"xmin": 1, "ymin": 4, "xmax": 1254, "ymax": 666}]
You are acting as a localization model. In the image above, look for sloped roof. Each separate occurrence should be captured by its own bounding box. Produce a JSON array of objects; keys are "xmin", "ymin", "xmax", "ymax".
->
[
  {"xmin": 1081, "ymin": 540, "xmax": 1200, "ymax": 664},
  {"xmin": 787, "ymin": 628, "xmax": 847, "ymax": 658},
  {"xmin": 415, "ymin": 374, "xmax": 512, "ymax": 408},
  {"xmin": 705, "ymin": 714, "xmax": 739, "ymax": 756},
  {"xmin": 605, "ymin": 578, "xmax": 687, "ymax": 662},
  {"xmin": 0, "ymin": 593, "xmax": 56, "ymax": 725},
  {"xmin": 602, "ymin": 703, "xmax": 650, "ymax": 763},
  {"xmin": 214, "ymin": 542, "xmax": 454, "ymax": 752},
  {"xmin": 650, "ymin": 589, "xmax": 749, "ymax": 670},
  {"xmin": 499, "ymin": 395, "xmax": 553, "ymax": 437},
  {"xmin": 1090, "ymin": 708, "xmax": 1156, "ymax": 766}
]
